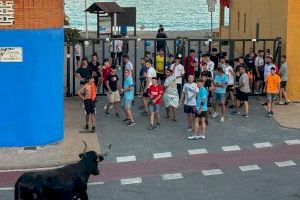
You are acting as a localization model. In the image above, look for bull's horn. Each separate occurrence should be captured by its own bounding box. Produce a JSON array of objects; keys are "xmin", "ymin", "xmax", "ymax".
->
[
  {"xmin": 81, "ymin": 141, "xmax": 88, "ymax": 154},
  {"xmin": 99, "ymin": 144, "xmax": 112, "ymax": 157}
]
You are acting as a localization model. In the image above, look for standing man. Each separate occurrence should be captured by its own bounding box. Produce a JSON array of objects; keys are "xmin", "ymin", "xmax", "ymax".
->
[
  {"xmin": 148, "ymin": 77, "xmax": 163, "ymax": 130},
  {"xmin": 224, "ymin": 59, "xmax": 235, "ymax": 108},
  {"xmin": 156, "ymin": 28, "xmax": 167, "ymax": 52},
  {"xmin": 204, "ymin": 53, "xmax": 215, "ymax": 78},
  {"xmin": 170, "ymin": 56, "xmax": 185, "ymax": 98},
  {"xmin": 188, "ymin": 78, "xmax": 208, "ymax": 140},
  {"xmin": 75, "ymin": 57, "xmax": 93, "ymax": 86},
  {"xmin": 184, "ymin": 49, "xmax": 196, "ymax": 80},
  {"xmin": 212, "ymin": 67, "xmax": 228, "ymax": 122},
  {"xmin": 264, "ymin": 55, "xmax": 276, "ymax": 81},
  {"xmin": 89, "ymin": 53, "xmax": 102, "ymax": 93},
  {"xmin": 180, "ymin": 75, "xmax": 199, "ymax": 132},
  {"xmin": 210, "ymin": 48, "xmax": 219, "ymax": 69},
  {"xmin": 233, "ymin": 65, "xmax": 250, "ymax": 117},
  {"xmin": 278, "ymin": 55, "xmax": 290, "ymax": 105},
  {"xmin": 123, "ymin": 55, "xmax": 135, "ymax": 78},
  {"xmin": 264, "ymin": 67, "xmax": 281, "ymax": 117},
  {"xmin": 139, "ymin": 57, "xmax": 148, "ymax": 110},
  {"xmin": 121, "ymin": 69, "xmax": 136, "ymax": 126},
  {"xmin": 104, "ymin": 66, "xmax": 121, "ymax": 118},
  {"xmin": 254, "ymin": 50, "xmax": 265, "ymax": 94},
  {"xmin": 155, "ymin": 49, "xmax": 166, "ymax": 84}
]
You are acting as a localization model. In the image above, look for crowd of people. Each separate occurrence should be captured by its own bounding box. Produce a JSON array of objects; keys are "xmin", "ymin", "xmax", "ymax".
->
[{"xmin": 74, "ymin": 41, "xmax": 289, "ymax": 139}]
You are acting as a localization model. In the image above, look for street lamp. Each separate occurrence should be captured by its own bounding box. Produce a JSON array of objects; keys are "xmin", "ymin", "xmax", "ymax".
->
[{"xmin": 84, "ymin": 0, "xmax": 88, "ymax": 38}]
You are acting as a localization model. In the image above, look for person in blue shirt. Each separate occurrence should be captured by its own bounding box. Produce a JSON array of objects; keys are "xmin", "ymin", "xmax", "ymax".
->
[
  {"xmin": 121, "ymin": 69, "xmax": 136, "ymax": 126},
  {"xmin": 188, "ymin": 78, "xmax": 208, "ymax": 140},
  {"xmin": 212, "ymin": 67, "xmax": 228, "ymax": 122}
]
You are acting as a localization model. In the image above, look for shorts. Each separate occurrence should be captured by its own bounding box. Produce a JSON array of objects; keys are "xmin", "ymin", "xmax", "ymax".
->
[
  {"xmin": 122, "ymin": 98, "xmax": 133, "ymax": 109},
  {"xmin": 84, "ymin": 99, "xmax": 96, "ymax": 114},
  {"xmin": 256, "ymin": 70, "xmax": 264, "ymax": 81},
  {"xmin": 149, "ymin": 104, "xmax": 160, "ymax": 113},
  {"xmin": 280, "ymin": 81, "xmax": 287, "ymax": 89},
  {"xmin": 143, "ymin": 88, "xmax": 149, "ymax": 97},
  {"xmin": 107, "ymin": 90, "xmax": 120, "ymax": 103},
  {"xmin": 157, "ymin": 73, "xmax": 166, "ymax": 82},
  {"xmin": 236, "ymin": 90, "xmax": 249, "ymax": 101},
  {"xmin": 184, "ymin": 105, "xmax": 195, "ymax": 114},
  {"xmin": 266, "ymin": 93, "xmax": 278, "ymax": 101},
  {"xmin": 76, "ymin": 56, "xmax": 80, "ymax": 61},
  {"xmin": 194, "ymin": 110, "xmax": 207, "ymax": 118},
  {"xmin": 214, "ymin": 92, "xmax": 226, "ymax": 103},
  {"xmin": 226, "ymin": 85, "xmax": 234, "ymax": 92}
]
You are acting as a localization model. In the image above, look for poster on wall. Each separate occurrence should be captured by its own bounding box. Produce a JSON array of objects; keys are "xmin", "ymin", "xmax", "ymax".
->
[
  {"xmin": 99, "ymin": 14, "xmax": 111, "ymax": 34},
  {"xmin": 0, "ymin": 47, "xmax": 23, "ymax": 62}
]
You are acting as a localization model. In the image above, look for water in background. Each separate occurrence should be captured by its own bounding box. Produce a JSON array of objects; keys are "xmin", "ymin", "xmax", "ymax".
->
[{"xmin": 65, "ymin": 0, "xmax": 229, "ymax": 31}]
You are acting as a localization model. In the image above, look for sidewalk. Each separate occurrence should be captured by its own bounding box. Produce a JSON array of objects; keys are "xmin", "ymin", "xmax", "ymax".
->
[{"xmin": 0, "ymin": 97, "xmax": 101, "ymax": 170}]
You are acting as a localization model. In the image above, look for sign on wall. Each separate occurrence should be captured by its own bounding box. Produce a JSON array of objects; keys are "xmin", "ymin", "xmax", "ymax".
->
[
  {"xmin": 0, "ymin": 47, "xmax": 23, "ymax": 62},
  {"xmin": 0, "ymin": 1, "xmax": 14, "ymax": 25}
]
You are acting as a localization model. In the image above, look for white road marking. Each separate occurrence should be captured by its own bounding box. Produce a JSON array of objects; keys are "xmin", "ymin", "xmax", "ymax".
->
[
  {"xmin": 239, "ymin": 165, "xmax": 261, "ymax": 171},
  {"xmin": 153, "ymin": 152, "xmax": 172, "ymax": 159},
  {"xmin": 116, "ymin": 156, "xmax": 136, "ymax": 163},
  {"xmin": 275, "ymin": 160, "xmax": 297, "ymax": 167},
  {"xmin": 201, "ymin": 169, "xmax": 223, "ymax": 176},
  {"xmin": 120, "ymin": 177, "xmax": 142, "ymax": 185},
  {"xmin": 188, "ymin": 149, "xmax": 208, "ymax": 155},
  {"xmin": 88, "ymin": 182, "xmax": 104, "ymax": 186},
  {"xmin": 162, "ymin": 173, "xmax": 183, "ymax": 180},
  {"xmin": 285, "ymin": 139, "xmax": 300, "ymax": 145},
  {"xmin": 253, "ymin": 142, "xmax": 273, "ymax": 148},
  {"xmin": 0, "ymin": 187, "xmax": 13, "ymax": 191},
  {"xmin": 222, "ymin": 145, "xmax": 241, "ymax": 152},
  {"xmin": 0, "ymin": 165, "xmax": 65, "ymax": 173}
]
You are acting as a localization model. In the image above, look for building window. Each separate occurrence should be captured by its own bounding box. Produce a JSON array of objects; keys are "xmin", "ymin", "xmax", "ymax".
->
[
  {"xmin": 238, "ymin": 12, "xmax": 240, "ymax": 31},
  {"xmin": 244, "ymin": 13, "xmax": 247, "ymax": 33}
]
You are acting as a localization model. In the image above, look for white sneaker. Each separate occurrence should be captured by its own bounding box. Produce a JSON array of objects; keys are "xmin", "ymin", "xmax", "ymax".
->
[
  {"xmin": 220, "ymin": 117, "xmax": 225, "ymax": 122},
  {"xmin": 212, "ymin": 112, "xmax": 218, "ymax": 118},
  {"xmin": 187, "ymin": 135, "xmax": 198, "ymax": 140},
  {"xmin": 198, "ymin": 135, "xmax": 206, "ymax": 139}
]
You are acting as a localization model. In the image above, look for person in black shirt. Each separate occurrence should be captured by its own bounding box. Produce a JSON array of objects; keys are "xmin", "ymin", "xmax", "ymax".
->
[
  {"xmin": 245, "ymin": 52, "xmax": 255, "ymax": 72},
  {"xmin": 76, "ymin": 57, "xmax": 93, "ymax": 85},
  {"xmin": 200, "ymin": 62, "xmax": 212, "ymax": 79},
  {"xmin": 88, "ymin": 53, "xmax": 101, "ymax": 89},
  {"xmin": 104, "ymin": 66, "xmax": 120, "ymax": 117},
  {"xmin": 210, "ymin": 48, "xmax": 219, "ymax": 70},
  {"xmin": 156, "ymin": 28, "xmax": 167, "ymax": 52},
  {"xmin": 201, "ymin": 72, "xmax": 213, "ymax": 125}
]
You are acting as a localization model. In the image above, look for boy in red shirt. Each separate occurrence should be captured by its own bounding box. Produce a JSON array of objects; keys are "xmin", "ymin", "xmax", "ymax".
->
[{"xmin": 148, "ymin": 77, "xmax": 163, "ymax": 130}]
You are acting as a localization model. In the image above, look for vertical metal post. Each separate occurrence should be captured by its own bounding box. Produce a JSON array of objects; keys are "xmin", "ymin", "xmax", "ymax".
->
[
  {"xmin": 84, "ymin": 0, "xmax": 88, "ymax": 38},
  {"xmin": 263, "ymin": 41, "xmax": 266, "ymax": 57},
  {"xmin": 242, "ymin": 40, "xmax": 246, "ymax": 56},
  {"xmin": 210, "ymin": 11, "xmax": 213, "ymax": 38},
  {"xmin": 66, "ymin": 42, "xmax": 71, "ymax": 97},
  {"xmin": 82, "ymin": 41, "xmax": 86, "ymax": 58},
  {"xmin": 173, "ymin": 39, "xmax": 176, "ymax": 56},
  {"xmin": 72, "ymin": 43, "xmax": 76, "ymax": 96},
  {"xmin": 144, "ymin": 40, "xmax": 147, "ymax": 56},
  {"xmin": 273, "ymin": 40, "xmax": 276, "ymax": 60},
  {"xmin": 277, "ymin": 38, "xmax": 282, "ymax": 67},
  {"xmin": 97, "ymin": 13, "xmax": 100, "ymax": 38},
  {"xmin": 92, "ymin": 40, "xmax": 95, "ymax": 54},
  {"xmin": 134, "ymin": 39, "xmax": 137, "ymax": 94}
]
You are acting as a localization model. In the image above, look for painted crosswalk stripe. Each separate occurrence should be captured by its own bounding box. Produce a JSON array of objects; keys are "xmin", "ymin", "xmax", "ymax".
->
[
  {"xmin": 120, "ymin": 177, "xmax": 142, "ymax": 185},
  {"xmin": 275, "ymin": 160, "xmax": 297, "ymax": 167},
  {"xmin": 201, "ymin": 169, "xmax": 223, "ymax": 176},
  {"xmin": 222, "ymin": 145, "xmax": 241, "ymax": 152},
  {"xmin": 188, "ymin": 149, "xmax": 208, "ymax": 155},
  {"xmin": 116, "ymin": 156, "xmax": 136, "ymax": 163},
  {"xmin": 285, "ymin": 139, "xmax": 300, "ymax": 145},
  {"xmin": 0, "ymin": 187, "xmax": 13, "ymax": 191},
  {"xmin": 239, "ymin": 165, "xmax": 261, "ymax": 171},
  {"xmin": 153, "ymin": 152, "xmax": 172, "ymax": 159},
  {"xmin": 162, "ymin": 173, "xmax": 184, "ymax": 180},
  {"xmin": 88, "ymin": 182, "xmax": 104, "ymax": 186},
  {"xmin": 253, "ymin": 142, "xmax": 273, "ymax": 148}
]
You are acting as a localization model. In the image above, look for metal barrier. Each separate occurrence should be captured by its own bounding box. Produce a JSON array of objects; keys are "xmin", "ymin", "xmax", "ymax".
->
[{"xmin": 65, "ymin": 37, "xmax": 282, "ymax": 97}]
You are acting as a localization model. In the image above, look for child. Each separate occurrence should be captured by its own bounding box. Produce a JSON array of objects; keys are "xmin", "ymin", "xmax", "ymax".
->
[
  {"xmin": 148, "ymin": 77, "xmax": 163, "ymax": 130},
  {"xmin": 77, "ymin": 76, "xmax": 97, "ymax": 132}
]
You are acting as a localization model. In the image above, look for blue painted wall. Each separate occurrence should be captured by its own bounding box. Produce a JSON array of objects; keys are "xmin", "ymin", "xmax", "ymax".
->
[{"xmin": 0, "ymin": 28, "xmax": 64, "ymax": 147}]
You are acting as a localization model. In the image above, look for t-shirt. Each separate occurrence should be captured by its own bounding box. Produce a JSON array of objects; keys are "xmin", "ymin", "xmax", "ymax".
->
[
  {"xmin": 207, "ymin": 61, "xmax": 215, "ymax": 78},
  {"xmin": 266, "ymin": 74, "xmax": 281, "ymax": 94},
  {"xmin": 106, "ymin": 74, "xmax": 119, "ymax": 92},
  {"xmin": 170, "ymin": 63, "xmax": 185, "ymax": 84},
  {"xmin": 214, "ymin": 74, "xmax": 228, "ymax": 94},
  {"xmin": 245, "ymin": 58, "xmax": 255, "ymax": 71},
  {"xmin": 224, "ymin": 65, "xmax": 234, "ymax": 85},
  {"xmin": 184, "ymin": 56, "xmax": 195, "ymax": 75},
  {"xmin": 239, "ymin": 72, "xmax": 251, "ymax": 93},
  {"xmin": 210, "ymin": 55, "xmax": 219, "ymax": 69},
  {"xmin": 264, "ymin": 63, "xmax": 276, "ymax": 79},
  {"xmin": 280, "ymin": 62, "xmax": 288, "ymax": 81},
  {"xmin": 155, "ymin": 55, "xmax": 165, "ymax": 73},
  {"xmin": 148, "ymin": 84, "xmax": 163, "ymax": 105},
  {"xmin": 102, "ymin": 67, "xmax": 112, "ymax": 82},
  {"xmin": 204, "ymin": 79, "xmax": 212, "ymax": 91},
  {"xmin": 183, "ymin": 82, "xmax": 199, "ymax": 106},
  {"xmin": 76, "ymin": 67, "xmax": 93, "ymax": 84},
  {"xmin": 139, "ymin": 65, "xmax": 148, "ymax": 82},
  {"xmin": 123, "ymin": 76, "xmax": 134, "ymax": 100},
  {"xmin": 255, "ymin": 56, "xmax": 264, "ymax": 71},
  {"xmin": 164, "ymin": 76, "xmax": 178, "ymax": 96},
  {"xmin": 146, "ymin": 67, "xmax": 157, "ymax": 88},
  {"xmin": 110, "ymin": 40, "xmax": 123, "ymax": 53},
  {"xmin": 125, "ymin": 61, "xmax": 134, "ymax": 76},
  {"xmin": 88, "ymin": 61, "xmax": 101, "ymax": 76},
  {"xmin": 196, "ymin": 87, "xmax": 208, "ymax": 112}
]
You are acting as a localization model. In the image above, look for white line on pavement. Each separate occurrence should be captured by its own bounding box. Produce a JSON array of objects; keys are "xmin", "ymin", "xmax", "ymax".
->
[
  {"xmin": 201, "ymin": 169, "xmax": 223, "ymax": 176},
  {"xmin": 253, "ymin": 142, "xmax": 273, "ymax": 148},
  {"xmin": 88, "ymin": 182, "xmax": 104, "ymax": 186},
  {"xmin": 275, "ymin": 160, "xmax": 297, "ymax": 167},
  {"xmin": 116, "ymin": 156, "xmax": 136, "ymax": 163},
  {"xmin": 0, "ymin": 165, "xmax": 65, "ymax": 173},
  {"xmin": 162, "ymin": 173, "xmax": 183, "ymax": 180},
  {"xmin": 285, "ymin": 139, "xmax": 300, "ymax": 145},
  {"xmin": 153, "ymin": 152, "xmax": 172, "ymax": 159},
  {"xmin": 188, "ymin": 149, "xmax": 208, "ymax": 155},
  {"xmin": 0, "ymin": 187, "xmax": 13, "ymax": 191},
  {"xmin": 120, "ymin": 177, "xmax": 142, "ymax": 185},
  {"xmin": 239, "ymin": 165, "xmax": 261, "ymax": 171},
  {"xmin": 222, "ymin": 145, "xmax": 241, "ymax": 152}
]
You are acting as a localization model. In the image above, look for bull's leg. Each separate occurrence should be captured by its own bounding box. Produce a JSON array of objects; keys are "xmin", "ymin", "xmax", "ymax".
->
[{"xmin": 78, "ymin": 191, "xmax": 88, "ymax": 200}]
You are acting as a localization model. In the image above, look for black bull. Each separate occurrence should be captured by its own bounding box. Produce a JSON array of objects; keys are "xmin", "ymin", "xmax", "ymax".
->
[{"xmin": 14, "ymin": 143, "xmax": 111, "ymax": 200}]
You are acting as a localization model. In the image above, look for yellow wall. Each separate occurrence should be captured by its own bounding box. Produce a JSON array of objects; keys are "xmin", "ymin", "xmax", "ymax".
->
[{"xmin": 286, "ymin": 0, "xmax": 300, "ymax": 100}]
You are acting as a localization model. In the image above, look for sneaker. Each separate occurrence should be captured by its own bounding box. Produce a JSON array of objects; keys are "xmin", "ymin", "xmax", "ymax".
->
[
  {"xmin": 278, "ymin": 100, "xmax": 285, "ymax": 105},
  {"xmin": 148, "ymin": 124, "xmax": 155, "ymax": 130},
  {"xmin": 91, "ymin": 126, "xmax": 95, "ymax": 132},
  {"xmin": 104, "ymin": 112, "xmax": 111, "ymax": 117},
  {"xmin": 285, "ymin": 99, "xmax": 290, "ymax": 105},
  {"xmin": 243, "ymin": 113, "xmax": 249, "ymax": 118},
  {"xmin": 123, "ymin": 118, "xmax": 130, "ymax": 122},
  {"xmin": 156, "ymin": 123, "xmax": 160, "ymax": 128},
  {"xmin": 270, "ymin": 111, "xmax": 274, "ymax": 115},
  {"xmin": 84, "ymin": 124, "xmax": 89, "ymax": 130},
  {"xmin": 220, "ymin": 117, "xmax": 225, "ymax": 122},
  {"xmin": 116, "ymin": 113, "xmax": 120, "ymax": 118},
  {"xmin": 267, "ymin": 112, "xmax": 272, "ymax": 117},
  {"xmin": 185, "ymin": 127, "xmax": 193, "ymax": 132},
  {"xmin": 198, "ymin": 135, "xmax": 206, "ymax": 139},
  {"xmin": 232, "ymin": 111, "xmax": 240, "ymax": 115},
  {"xmin": 172, "ymin": 117, "xmax": 177, "ymax": 122},
  {"xmin": 212, "ymin": 112, "xmax": 218, "ymax": 118},
  {"xmin": 187, "ymin": 135, "xmax": 198, "ymax": 140},
  {"xmin": 128, "ymin": 121, "xmax": 136, "ymax": 126}
]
